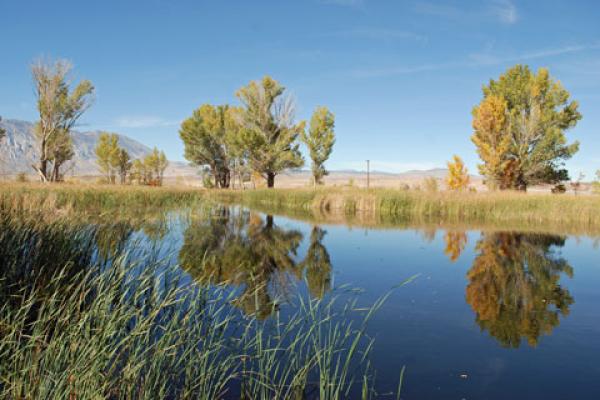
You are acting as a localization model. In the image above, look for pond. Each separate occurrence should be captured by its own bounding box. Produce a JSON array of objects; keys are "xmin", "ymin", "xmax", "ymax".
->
[{"xmin": 3, "ymin": 204, "xmax": 600, "ymax": 399}]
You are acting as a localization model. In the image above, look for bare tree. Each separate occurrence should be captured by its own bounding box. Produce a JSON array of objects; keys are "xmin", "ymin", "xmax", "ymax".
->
[{"xmin": 31, "ymin": 58, "xmax": 94, "ymax": 182}]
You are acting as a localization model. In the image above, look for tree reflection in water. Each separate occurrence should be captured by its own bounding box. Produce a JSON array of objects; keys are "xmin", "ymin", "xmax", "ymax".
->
[
  {"xmin": 443, "ymin": 231, "xmax": 468, "ymax": 263},
  {"xmin": 179, "ymin": 208, "xmax": 333, "ymax": 319},
  {"xmin": 466, "ymin": 232, "xmax": 574, "ymax": 348}
]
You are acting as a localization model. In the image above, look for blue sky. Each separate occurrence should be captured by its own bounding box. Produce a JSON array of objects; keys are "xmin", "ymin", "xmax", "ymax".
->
[{"xmin": 1, "ymin": 0, "xmax": 599, "ymax": 176}]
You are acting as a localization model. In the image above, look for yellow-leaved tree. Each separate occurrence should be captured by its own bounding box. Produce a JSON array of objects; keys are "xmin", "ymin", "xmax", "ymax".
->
[{"xmin": 446, "ymin": 155, "xmax": 470, "ymax": 190}]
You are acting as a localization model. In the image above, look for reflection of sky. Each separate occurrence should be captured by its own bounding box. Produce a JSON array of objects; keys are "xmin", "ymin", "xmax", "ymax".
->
[{"xmin": 126, "ymin": 209, "xmax": 600, "ymax": 399}]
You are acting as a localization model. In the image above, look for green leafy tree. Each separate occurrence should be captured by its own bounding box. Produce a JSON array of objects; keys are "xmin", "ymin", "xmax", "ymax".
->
[
  {"xmin": 130, "ymin": 159, "xmax": 149, "ymax": 185},
  {"xmin": 116, "ymin": 148, "xmax": 132, "ymax": 184},
  {"xmin": 144, "ymin": 147, "xmax": 168, "ymax": 186},
  {"xmin": 302, "ymin": 107, "xmax": 336, "ymax": 187},
  {"xmin": 179, "ymin": 104, "xmax": 236, "ymax": 188},
  {"xmin": 236, "ymin": 76, "xmax": 304, "ymax": 188},
  {"xmin": 472, "ymin": 65, "xmax": 581, "ymax": 190},
  {"xmin": 95, "ymin": 133, "xmax": 120, "ymax": 183},
  {"xmin": 31, "ymin": 58, "xmax": 94, "ymax": 182}
]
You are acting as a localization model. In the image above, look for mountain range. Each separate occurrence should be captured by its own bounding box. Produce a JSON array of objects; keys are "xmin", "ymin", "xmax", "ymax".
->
[{"xmin": 0, "ymin": 119, "xmax": 196, "ymax": 177}]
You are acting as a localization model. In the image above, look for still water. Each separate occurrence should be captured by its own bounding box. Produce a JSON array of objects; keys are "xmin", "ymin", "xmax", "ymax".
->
[{"xmin": 103, "ymin": 206, "xmax": 600, "ymax": 399}]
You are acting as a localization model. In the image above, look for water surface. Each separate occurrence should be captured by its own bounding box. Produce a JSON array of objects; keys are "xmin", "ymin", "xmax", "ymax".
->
[{"xmin": 14, "ymin": 205, "xmax": 600, "ymax": 399}]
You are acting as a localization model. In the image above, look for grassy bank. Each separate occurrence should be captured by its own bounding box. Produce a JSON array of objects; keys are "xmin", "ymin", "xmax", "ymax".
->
[
  {"xmin": 206, "ymin": 187, "xmax": 600, "ymax": 235},
  {"xmin": 0, "ymin": 182, "xmax": 204, "ymax": 218},
  {"xmin": 4, "ymin": 183, "xmax": 600, "ymax": 235}
]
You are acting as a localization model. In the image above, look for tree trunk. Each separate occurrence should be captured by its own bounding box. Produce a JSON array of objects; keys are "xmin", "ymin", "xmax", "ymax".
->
[
  {"xmin": 267, "ymin": 172, "xmax": 275, "ymax": 188},
  {"xmin": 39, "ymin": 137, "xmax": 47, "ymax": 182},
  {"xmin": 39, "ymin": 159, "xmax": 47, "ymax": 182}
]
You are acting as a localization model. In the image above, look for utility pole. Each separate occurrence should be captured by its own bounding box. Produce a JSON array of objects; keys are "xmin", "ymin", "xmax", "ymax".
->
[{"xmin": 366, "ymin": 159, "xmax": 370, "ymax": 189}]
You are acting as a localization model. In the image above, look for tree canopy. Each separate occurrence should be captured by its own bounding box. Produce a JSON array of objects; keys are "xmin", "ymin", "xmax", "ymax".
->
[
  {"xmin": 32, "ymin": 58, "xmax": 94, "ymax": 182},
  {"xmin": 179, "ymin": 104, "xmax": 237, "ymax": 188},
  {"xmin": 302, "ymin": 107, "xmax": 336, "ymax": 186},
  {"xmin": 446, "ymin": 155, "xmax": 469, "ymax": 190},
  {"xmin": 472, "ymin": 65, "xmax": 581, "ymax": 190},
  {"xmin": 235, "ymin": 76, "xmax": 305, "ymax": 188},
  {"xmin": 95, "ymin": 132, "xmax": 120, "ymax": 182}
]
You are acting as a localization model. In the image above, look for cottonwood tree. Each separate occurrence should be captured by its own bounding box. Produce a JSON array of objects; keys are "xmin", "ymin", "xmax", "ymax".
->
[
  {"xmin": 145, "ymin": 148, "xmax": 168, "ymax": 186},
  {"xmin": 95, "ymin": 132, "xmax": 120, "ymax": 183},
  {"xmin": 32, "ymin": 58, "xmax": 94, "ymax": 182},
  {"xmin": 446, "ymin": 155, "xmax": 470, "ymax": 190},
  {"xmin": 116, "ymin": 148, "xmax": 132, "ymax": 184},
  {"xmin": 471, "ymin": 95, "xmax": 511, "ymax": 189},
  {"xmin": 472, "ymin": 65, "xmax": 581, "ymax": 191},
  {"xmin": 179, "ymin": 104, "xmax": 236, "ymax": 188},
  {"xmin": 236, "ymin": 76, "xmax": 304, "ymax": 188},
  {"xmin": 302, "ymin": 107, "xmax": 335, "ymax": 187}
]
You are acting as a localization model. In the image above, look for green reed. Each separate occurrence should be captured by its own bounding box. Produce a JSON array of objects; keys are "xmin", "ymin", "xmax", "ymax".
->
[{"xmin": 0, "ymin": 213, "xmax": 402, "ymax": 399}]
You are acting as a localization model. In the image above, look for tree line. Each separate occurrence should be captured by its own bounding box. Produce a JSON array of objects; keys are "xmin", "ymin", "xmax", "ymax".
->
[
  {"xmin": 0, "ymin": 60, "xmax": 585, "ymax": 191},
  {"xmin": 0, "ymin": 58, "xmax": 170, "ymax": 184},
  {"xmin": 179, "ymin": 76, "xmax": 336, "ymax": 188},
  {"xmin": 95, "ymin": 132, "xmax": 168, "ymax": 186}
]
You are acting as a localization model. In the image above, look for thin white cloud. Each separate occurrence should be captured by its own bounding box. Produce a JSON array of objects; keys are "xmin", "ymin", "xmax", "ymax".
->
[
  {"xmin": 115, "ymin": 116, "xmax": 179, "ymax": 129},
  {"xmin": 349, "ymin": 42, "xmax": 600, "ymax": 78},
  {"xmin": 414, "ymin": 0, "xmax": 518, "ymax": 24},
  {"xmin": 490, "ymin": 0, "xmax": 518, "ymax": 24}
]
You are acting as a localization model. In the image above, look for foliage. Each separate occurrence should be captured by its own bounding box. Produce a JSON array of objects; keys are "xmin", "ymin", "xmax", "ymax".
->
[
  {"xmin": 302, "ymin": 106, "xmax": 336, "ymax": 186},
  {"xmin": 235, "ymin": 76, "xmax": 305, "ymax": 188},
  {"xmin": 179, "ymin": 104, "xmax": 238, "ymax": 188},
  {"xmin": 446, "ymin": 155, "xmax": 470, "ymax": 191},
  {"xmin": 144, "ymin": 147, "xmax": 169, "ymax": 186},
  {"xmin": 95, "ymin": 132, "xmax": 120, "ymax": 183},
  {"xmin": 116, "ymin": 148, "xmax": 132, "ymax": 184},
  {"xmin": 472, "ymin": 65, "xmax": 581, "ymax": 190},
  {"xmin": 31, "ymin": 58, "xmax": 94, "ymax": 182}
]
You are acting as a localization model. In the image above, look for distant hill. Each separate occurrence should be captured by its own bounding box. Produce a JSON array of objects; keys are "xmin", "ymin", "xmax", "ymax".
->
[{"xmin": 0, "ymin": 119, "xmax": 196, "ymax": 177}]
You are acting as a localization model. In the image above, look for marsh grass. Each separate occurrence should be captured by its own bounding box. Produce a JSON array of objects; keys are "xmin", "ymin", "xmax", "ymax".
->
[
  {"xmin": 0, "ymin": 212, "xmax": 401, "ymax": 399},
  {"xmin": 207, "ymin": 187, "xmax": 600, "ymax": 236}
]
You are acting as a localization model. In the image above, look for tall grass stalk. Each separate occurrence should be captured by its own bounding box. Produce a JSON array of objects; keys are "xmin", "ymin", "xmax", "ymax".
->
[{"xmin": 0, "ymin": 213, "xmax": 401, "ymax": 399}]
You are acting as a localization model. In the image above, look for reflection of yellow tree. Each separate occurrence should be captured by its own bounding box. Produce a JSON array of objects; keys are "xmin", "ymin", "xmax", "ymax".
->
[
  {"xmin": 179, "ymin": 209, "xmax": 304, "ymax": 319},
  {"xmin": 443, "ymin": 231, "xmax": 467, "ymax": 262},
  {"xmin": 466, "ymin": 232, "xmax": 574, "ymax": 348},
  {"xmin": 299, "ymin": 226, "xmax": 333, "ymax": 299}
]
